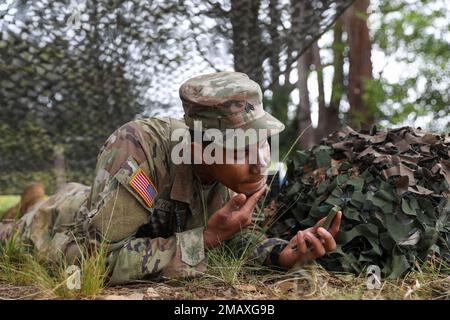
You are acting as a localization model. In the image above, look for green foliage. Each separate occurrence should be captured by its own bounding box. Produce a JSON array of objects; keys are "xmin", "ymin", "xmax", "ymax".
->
[
  {"xmin": 206, "ymin": 245, "xmax": 248, "ymax": 286},
  {"xmin": 0, "ymin": 0, "xmax": 191, "ymax": 189},
  {"xmin": 373, "ymin": 0, "xmax": 450, "ymax": 129},
  {"xmin": 0, "ymin": 238, "xmax": 110, "ymax": 299},
  {"xmin": 263, "ymin": 87, "xmax": 297, "ymax": 158},
  {"xmin": 0, "ymin": 196, "xmax": 20, "ymax": 217},
  {"xmin": 0, "ymin": 121, "xmax": 53, "ymax": 172},
  {"xmin": 362, "ymin": 78, "xmax": 385, "ymax": 121}
]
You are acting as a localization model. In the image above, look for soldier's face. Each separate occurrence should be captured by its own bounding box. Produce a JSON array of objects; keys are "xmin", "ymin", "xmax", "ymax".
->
[{"xmin": 206, "ymin": 141, "xmax": 270, "ymax": 196}]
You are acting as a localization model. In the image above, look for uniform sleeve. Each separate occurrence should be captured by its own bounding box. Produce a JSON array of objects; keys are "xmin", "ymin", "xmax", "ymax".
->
[
  {"xmin": 106, "ymin": 226, "xmax": 206, "ymax": 285},
  {"xmin": 87, "ymin": 119, "xmax": 206, "ymax": 285}
]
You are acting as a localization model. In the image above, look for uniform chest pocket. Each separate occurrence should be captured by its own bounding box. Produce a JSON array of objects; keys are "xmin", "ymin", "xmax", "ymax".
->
[{"xmin": 90, "ymin": 157, "xmax": 158, "ymax": 242}]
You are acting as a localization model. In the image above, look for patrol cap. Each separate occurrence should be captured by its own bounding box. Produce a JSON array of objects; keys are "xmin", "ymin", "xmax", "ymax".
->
[{"xmin": 179, "ymin": 71, "xmax": 285, "ymax": 149}]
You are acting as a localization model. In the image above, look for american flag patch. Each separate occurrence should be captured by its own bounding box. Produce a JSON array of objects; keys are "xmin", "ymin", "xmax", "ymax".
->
[{"xmin": 129, "ymin": 168, "xmax": 158, "ymax": 208}]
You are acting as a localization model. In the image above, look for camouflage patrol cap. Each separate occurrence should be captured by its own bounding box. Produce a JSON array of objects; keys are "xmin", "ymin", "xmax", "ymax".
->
[{"xmin": 179, "ymin": 71, "xmax": 285, "ymax": 149}]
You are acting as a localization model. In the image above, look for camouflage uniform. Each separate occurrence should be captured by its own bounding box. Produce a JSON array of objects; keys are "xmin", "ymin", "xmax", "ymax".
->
[{"xmin": 0, "ymin": 72, "xmax": 288, "ymax": 284}]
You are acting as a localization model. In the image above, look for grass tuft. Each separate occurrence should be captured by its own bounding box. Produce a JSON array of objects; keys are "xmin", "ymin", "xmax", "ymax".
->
[
  {"xmin": 0, "ymin": 234, "xmax": 110, "ymax": 299},
  {"xmin": 205, "ymin": 245, "xmax": 248, "ymax": 286}
]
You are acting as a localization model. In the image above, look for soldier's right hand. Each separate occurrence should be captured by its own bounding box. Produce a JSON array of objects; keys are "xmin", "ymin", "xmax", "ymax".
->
[{"xmin": 203, "ymin": 186, "xmax": 267, "ymax": 248}]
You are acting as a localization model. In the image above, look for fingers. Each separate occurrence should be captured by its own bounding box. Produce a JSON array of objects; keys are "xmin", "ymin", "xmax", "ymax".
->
[
  {"xmin": 236, "ymin": 212, "xmax": 252, "ymax": 227},
  {"xmin": 240, "ymin": 185, "xmax": 267, "ymax": 213},
  {"xmin": 312, "ymin": 209, "xmax": 342, "ymax": 234},
  {"xmin": 283, "ymin": 228, "xmax": 337, "ymax": 268},
  {"xmin": 287, "ymin": 225, "xmax": 339, "ymax": 266},
  {"xmin": 231, "ymin": 186, "xmax": 267, "ymax": 227},
  {"xmin": 294, "ymin": 231, "xmax": 308, "ymax": 254},
  {"xmin": 316, "ymin": 227, "xmax": 336, "ymax": 252},
  {"xmin": 328, "ymin": 211, "xmax": 342, "ymax": 237},
  {"xmin": 304, "ymin": 232, "xmax": 326, "ymax": 258},
  {"xmin": 221, "ymin": 186, "xmax": 267, "ymax": 229},
  {"xmin": 306, "ymin": 216, "xmax": 326, "ymax": 234},
  {"xmin": 277, "ymin": 232, "xmax": 307, "ymax": 268},
  {"xmin": 223, "ymin": 193, "xmax": 247, "ymax": 213},
  {"xmin": 315, "ymin": 216, "xmax": 327, "ymax": 228}
]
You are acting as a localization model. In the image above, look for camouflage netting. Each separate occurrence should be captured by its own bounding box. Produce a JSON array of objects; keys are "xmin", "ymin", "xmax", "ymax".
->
[
  {"xmin": 268, "ymin": 126, "xmax": 450, "ymax": 279},
  {"xmin": 0, "ymin": 0, "xmax": 191, "ymax": 194},
  {"xmin": 0, "ymin": 0, "xmax": 354, "ymax": 194}
]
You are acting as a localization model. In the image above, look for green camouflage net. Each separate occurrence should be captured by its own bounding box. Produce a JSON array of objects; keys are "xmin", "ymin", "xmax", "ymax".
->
[
  {"xmin": 0, "ymin": 0, "xmax": 355, "ymax": 194},
  {"xmin": 268, "ymin": 126, "xmax": 450, "ymax": 279}
]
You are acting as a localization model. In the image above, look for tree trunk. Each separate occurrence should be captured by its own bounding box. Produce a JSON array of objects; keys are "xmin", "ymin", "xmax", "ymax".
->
[
  {"xmin": 54, "ymin": 144, "xmax": 66, "ymax": 188},
  {"xmin": 268, "ymin": 0, "xmax": 281, "ymax": 86},
  {"xmin": 317, "ymin": 18, "xmax": 344, "ymax": 140},
  {"xmin": 346, "ymin": 0, "xmax": 373, "ymax": 131},
  {"xmin": 230, "ymin": 0, "xmax": 264, "ymax": 85},
  {"xmin": 311, "ymin": 41, "xmax": 327, "ymax": 144},
  {"xmin": 297, "ymin": 50, "xmax": 315, "ymax": 149}
]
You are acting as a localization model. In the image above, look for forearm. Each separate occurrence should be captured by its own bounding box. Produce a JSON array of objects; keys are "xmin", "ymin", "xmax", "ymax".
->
[{"xmin": 108, "ymin": 227, "xmax": 206, "ymax": 284}]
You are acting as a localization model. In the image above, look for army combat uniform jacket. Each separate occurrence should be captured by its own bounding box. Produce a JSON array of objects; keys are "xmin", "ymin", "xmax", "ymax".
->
[{"xmin": 0, "ymin": 117, "xmax": 286, "ymax": 284}]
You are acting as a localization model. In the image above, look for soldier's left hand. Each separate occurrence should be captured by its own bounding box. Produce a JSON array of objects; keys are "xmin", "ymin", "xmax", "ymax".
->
[
  {"xmin": 203, "ymin": 185, "xmax": 267, "ymax": 248},
  {"xmin": 276, "ymin": 211, "xmax": 342, "ymax": 269}
]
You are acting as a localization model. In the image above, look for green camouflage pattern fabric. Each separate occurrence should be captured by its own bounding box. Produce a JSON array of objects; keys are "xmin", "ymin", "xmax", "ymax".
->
[
  {"xmin": 1, "ymin": 117, "xmax": 286, "ymax": 284},
  {"xmin": 268, "ymin": 126, "xmax": 450, "ymax": 279},
  {"xmin": 0, "ymin": 182, "xmax": 90, "ymax": 262},
  {"xmin": 180, "ymin": 72, "xmax": 285, "ymax": 135}
]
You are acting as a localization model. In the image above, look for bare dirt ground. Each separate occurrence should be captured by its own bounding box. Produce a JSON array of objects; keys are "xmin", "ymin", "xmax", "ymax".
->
[{"xmin": 1, "ymin": 266, "xmax": 449, "ymax": 300}]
